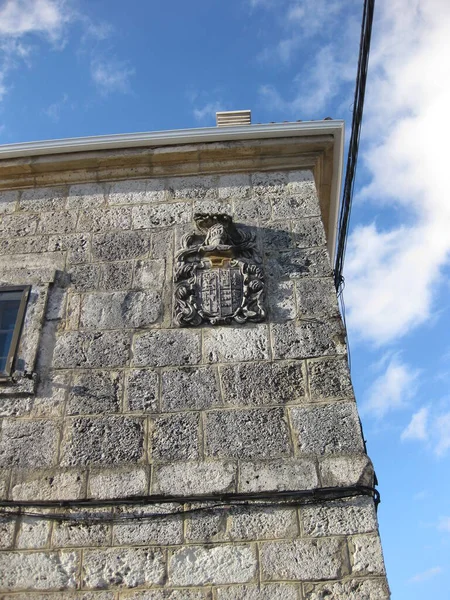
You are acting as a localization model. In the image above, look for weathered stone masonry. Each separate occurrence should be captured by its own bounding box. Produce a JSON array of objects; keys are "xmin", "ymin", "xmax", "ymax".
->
[{"xmin": 0, "ymin": 128, "xmax": 389, "ymax": 599}]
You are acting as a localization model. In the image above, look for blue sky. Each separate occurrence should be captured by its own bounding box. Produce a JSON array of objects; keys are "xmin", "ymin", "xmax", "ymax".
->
[{"xmin": 1, "ymin": 0, "xmax": 450, "ymax": 596}]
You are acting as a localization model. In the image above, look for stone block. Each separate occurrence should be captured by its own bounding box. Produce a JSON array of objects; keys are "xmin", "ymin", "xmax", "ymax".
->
[
  {"xmin": 52, "ymin": 512, "xmax": 111, "ymax": 547},
  {"xmin": 133, "ymin": 329, "xmax": 201, "ymax": 367},
  {"xmin": 0, "ymin": 551, "xmax": 79, "ymax": 590},
  {"xmin": 260, "ymin": 538, "xmax": 348, "ymax": 581},
  {"xmin": 319, "ymin": 454, "xmax": 375, "ymax": 488},
  {"xmin": 218, "ymin": 173, "xmax": 251, "ymax": 199},
  {"xmin": 69, "ymin": 265, "xmax": 99, "ymax": 291},
  {"xmin": 91, "ymin": 231, "xmax": 151, "ymax": 261},
  {"xmin": 169, "ymin": 544, "xmax": 257, "ymax": 586},
  {"xmin": 11, "ymin": 469, "xmax": 86, "ymax": 501},
  {"xmin": 151, "ymin": 228, "xmax": 174, "ymax": 258},
  {"xmin": 60, "ymin": 416, "xmax": 144, "ymax": 466},
  {"xmin": 48, "ymin": 233, "xmax": 90, "ymax": 264},
  {"xmin": 152, "ymin": 460, "xmax": 236, "ymax": 495},
  {"xmin": 1, "ymin": 592, "xmax": 115, "ymax": 600},
  {"xmin": 292, "ymin": 216, "xmax": 326, "ymax": 248},
  {"xmin": 251, "ymin": 171, "xmax": 287, "ymax": 199},
  {"xmin": 228, "ymin": 506, "xmax": 298, "ymax": 540},
  {"xmin": 220, "ymin": 360, "xmax": 305, "ymax": 407},
  {"xmin": 53, "ymin": 331, "xmax": 131, "ymax": 369},
  {"xmin": 308, "ymin": 356, "xmax": 353, "ymax": 400},
  {"xmin": 296, "ymin": 277, "xmax": 339, "ymax": 319},
  {"xmin": 0, "ymin": 213, "xmax": 38, "ymax": 237},
  {"xmin": 239, "ymin": 459, "xmax": 318, "ymax": 492},
  {"xmin": 133, "ymin": 258, "xmax": 166, "ymax": 290},
  {"xmin": 350, "ymin": 534, "xmax": 386, "ymax": 576},
  {"xmin": 287, "ymin": 168, "xmax": 314, "ymax": 188},
  {"xmin": 161, "ymin": 367, "xmax": 220, "ymax": 411},
  {"xmin": 37, "ymin": 211, "xmax": 78, "ymax": 235},
  {"xmin": 82, "ymin": 547, "xmax": 165, "ymax": 588},
  {"xmin": 205, "ymin": 408, "xmax": 291, "ymax": 459},
  {"xmin": 98, "ymin": 261, "xmax": 134, "ymax": 291},
  {"xmin": 132, "ymin": 203, "xmax": 191, "ymax": 229},
  {"xmin": 216, "ymin": 584, "xmax": 299, "ymax": 600},
  {"xmin": 169, "ymin": 175, "xmax": 218, "ymax": 200},
  {"xmin": 88, "ymin": 467, "xmax": 148, "ymax": 499},
  {"xmin": 77, "ymin": 207, "xmax": 131, "ymax": 232},
  {"xmin": 113, "ymin": 503, "xmax": 183, "ymax": 545},
  {"xmin": 272, "ymin": 186, "xmax": 321, "ymax": 220},
  {"xmin": 80, "ymin": 291, "xmax": 161, "ymax": 329},
  {"xmin": 185, "ymin": 506, "xmax": 227, "ymax": 543},
  {"xmin": 126, "ymin": 369, "xmax": 159, "ymax": 412},
  {"xmin": 0, "ymin": 235, "xmax": 48, "ymax": 255},
  {"xmin": 16, "ymin": 511, "xmax": 51, "ymax": 549},
  {"xmin": 109, "ymin": 178, "xmax": 165, "ymax": 204},
  {"xmin": 66, "ymin": 293, "xmax": 81, "ymax": 329},
  {"xmin": 267, "ymin": 279, "xmax": 296, "ymax": 322},
  {"xmin": 304, "ymin": 578, "xmax": 390, "ymax": 600},
  {"xmin": 0, "ymin": 190, "xmax": 18, "ymax": 213},
  {"xmin": 120, "ymin": 591, "xmax": 207, "ymax": 600},
  {"xmin": 302, "ymin": 497, "xmax": 378, "ymax": 537},
  {"xmin": 67, "ymin": 370, "xmax": 123, "ymax": 415},
  {"xmin": 193, "ymin": 199, "xmax": 233, "ymax": 216},
  {"xmin": 67, "ymin": 182, "xmax": 106, "ymax": 209},
  {"xmin": 0, "ymin": 420, "xmax": 58, "ymax": 468},
  {"xmin": 0, "ymin": 515, "xmax": 15, "ymax": 549},
  {"xmin": 259, "ymin": 222, "xmax": 292, "ymax": 252},
  {"xmin": 204, "ymin": 326, "xmax": 269, "ymax": 363},
  {"xmin": 20, "ymin": 186, "xmax": 66, "ymax": 211},
  {"xmin": 271, "ymin": 320, "xmax": 346, "ymax": 360},
  {"xmin": 150, "ymin": 412, "xmax": 200, "ymax": 460},
  {"xmin": 234, "ymin": 197, "xmax": 272, "ymax": 222},
  {"xmin": 290, "ymin": 402, "xmax": 364, "ymax": 455},
  {"xmin": 267, "ymin": 248, "xmax": 332, "ymax": 279}
]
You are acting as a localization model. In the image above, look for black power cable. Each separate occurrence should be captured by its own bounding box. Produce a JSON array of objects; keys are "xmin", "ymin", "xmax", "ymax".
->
[
  {"xmin": 334, "ymin": 0, "xmax": 375, "ymax": 290},
  {"xmin": 0, "ymin": 485, "xmax": 380, "ymax": 523}
]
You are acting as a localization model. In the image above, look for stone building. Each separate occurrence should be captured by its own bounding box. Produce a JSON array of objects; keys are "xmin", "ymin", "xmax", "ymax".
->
[{"xmin": 0, "ymin": 115, "xmax": 390, "ymax": 598}]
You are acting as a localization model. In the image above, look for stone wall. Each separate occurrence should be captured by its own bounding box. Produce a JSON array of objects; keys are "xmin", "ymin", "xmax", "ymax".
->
[{"xmin": 0, "ymin": 166, "xmax": 389, "ymax": 598}]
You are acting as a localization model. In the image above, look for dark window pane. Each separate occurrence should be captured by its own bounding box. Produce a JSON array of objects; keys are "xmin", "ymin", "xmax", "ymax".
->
[
  {"xmin": 0, "ymin": 331, "xmax": 14, "ymax": 358},
  {"xmin": 0, "ymin": 356, "xmax": 6, "ymax": 373},
  {"xmin": 0, "ymin": 300, "xmax": 21, "ymax": 330}
]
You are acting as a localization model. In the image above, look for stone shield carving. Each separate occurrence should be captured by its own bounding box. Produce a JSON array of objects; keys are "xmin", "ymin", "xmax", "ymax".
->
[{"xmin": 174, "ymin": 214, "xmax": 265, "ymax": 326}]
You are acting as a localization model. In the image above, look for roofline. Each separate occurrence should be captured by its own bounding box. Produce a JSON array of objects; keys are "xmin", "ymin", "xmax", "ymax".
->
[{"xmin": 0, "ymin": 120, "xmax": 344, "ymax": 262}]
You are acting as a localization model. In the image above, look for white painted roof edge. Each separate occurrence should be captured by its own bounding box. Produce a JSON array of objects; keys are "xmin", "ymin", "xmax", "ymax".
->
[{"xmin": 0, "ymin": 120, "xmax": 344, "ymax": 158}]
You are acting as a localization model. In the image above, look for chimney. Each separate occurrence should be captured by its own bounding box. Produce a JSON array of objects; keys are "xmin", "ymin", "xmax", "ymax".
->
[{"xmin": 216, "ymin": 109, "xmax": 251, "ymax": 127}]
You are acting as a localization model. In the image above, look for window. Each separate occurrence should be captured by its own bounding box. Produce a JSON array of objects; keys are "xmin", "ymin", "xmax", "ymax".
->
[{"xmin": 0, "ymin": 286, "xmax": 30, "ymax": 379}]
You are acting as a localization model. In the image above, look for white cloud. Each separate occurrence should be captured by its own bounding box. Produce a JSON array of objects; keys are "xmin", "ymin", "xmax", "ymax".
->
[
  {"xmin": 43, "ymin": 92, "xmax": 69, "ymax": 122},
  {"xmin": 193, "ymin": 101, "xmax": 223, "ymax": 124},
  {"xmin": 401, "ymin": 407, "xmax": 429, "ymax": 441},
  {"xmin": 344, "ymin": 0, "xmax": 450, "ymax": 345},
  {"xmin": 0, "ymin": 0, "xmax": 71, "ymax": 41},
  {"xmin": 91, "ymin": 60, "xmax": 134, "ymax": 95},
  {"xmin": 434, "ymin": 411, "xmax": 450, "ymax": 457},
  {"xmin": 362, "ymin": 355, "xmax": 419, "ymax": 418},
  {"xmin": 438, "ymin": 517, "xmax": 450, "ymax": 532},
  {"xmin": 409, "ymin": 566, "xmax": 442, "ymax": 583}
]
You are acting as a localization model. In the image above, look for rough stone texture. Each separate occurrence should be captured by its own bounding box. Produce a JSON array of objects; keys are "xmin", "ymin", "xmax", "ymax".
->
[
  {"xmin": 153, "ymin": 461, "xmax": 236, "ymax": 495},
  {"xmin": 204, "ymin": 327, "xmax": 269, "ymax": 363},
  {"xmin": 239, "ymin": 459, "xmax": 318, "ymax": 492},
  {"xmin": 0, "ymin": 164, "xmax": 388, "ymax": 596},
  {"xmin": 53, "ymin": 331, "xmax": 131, "ymax": 369},
  {"xmin": 350, "ymin": 534, "xmax": 387, "ymax": 576},
  {"xmin": 60, "ymin": 416, "xmax": 144, "ymax": 466},
  {"xmin": 126, "ymin": 369, "xmax": 159, "ymax": 412},
  {"xmin": 304, "ymin": 578, "xmax": 390, "ymax": 600},
  {"xmin": 205, "ymin": 408, "xmax": 291, "ymax": 459},
  {"xmin": 67, "ymin": 370, "xmax": 123, "ymax": 414},
  {"xmin": 133, "ymin": 329, "xmax": 201, "ymax": 367},
  {"xmin": 290, "ymin": 402, "xmax": 364, "ymax": 455},
  {"xmin": 169, "ymin": 544, "xmax": 257, "ymax": 586},
  {"xmin": 88, "ymin": 467, "xmax": 148, "ymax": 499},
  {"xmin": 150, "ymin": 412, "xmax": 200, "ymax": 460},
  {"xmin": 0, "ymin": 551, "xmax": 79, "ymax": 590},
  {"xmin": 260, "ymin": 538, "xmax": 348, "ymax": 581},
  {"xmin": 302, "ymin": 497, "xmax": 378, "ymax": 537},
  {"xmin": 308, "ymin": 356, "xmax": 353, "ymax": 400},
  {"xmin": 82, "ymin": 547, "xmax": 165, "ymax": 588},
  {"xmin": 161, "ymin": 367, "xmax": 220, "ymax": 411},
  {"xmin": 80, "ymin": 291, "xmax": 161, "ymax": 329},
  {"xmin": 220, "ymin": 361, "xmax": 305, "ymax": 406},
  {"xmin": 0, "ymin": 420, "xmax": 59, "ymax": 468},
  {"xmin": 216, "ymin": 584, "xmax": 299, "ymax": 600}
]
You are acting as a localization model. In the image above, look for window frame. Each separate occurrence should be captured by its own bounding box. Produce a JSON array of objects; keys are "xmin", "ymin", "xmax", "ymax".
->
[{"xmin": 0, "ymin": 285, "xmax": 30, "ymax": 381}]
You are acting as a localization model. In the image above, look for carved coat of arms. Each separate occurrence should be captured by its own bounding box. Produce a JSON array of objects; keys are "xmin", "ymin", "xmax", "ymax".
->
[{"xmin": 174, "ymin": 214, "xmax": 265, "ymax": 326}]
